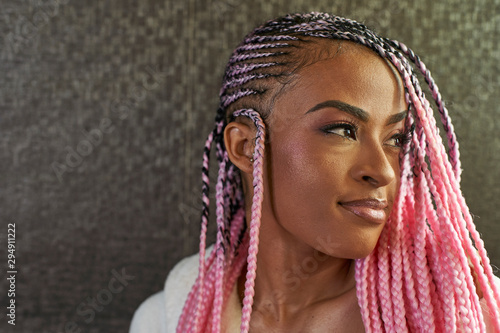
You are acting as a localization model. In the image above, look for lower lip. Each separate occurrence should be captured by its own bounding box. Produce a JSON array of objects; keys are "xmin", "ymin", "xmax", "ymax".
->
[{"xmin": 340, "ymin": 204, "xmax": 387, "ymax": 224}]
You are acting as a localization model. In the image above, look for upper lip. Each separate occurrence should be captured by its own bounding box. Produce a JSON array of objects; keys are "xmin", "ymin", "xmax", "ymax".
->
[{"xmin": 339, "ymin": 199, "xmax": 388, "ymax": 209}]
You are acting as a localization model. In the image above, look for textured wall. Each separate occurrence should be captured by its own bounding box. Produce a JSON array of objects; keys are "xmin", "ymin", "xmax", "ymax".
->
[{"xmin": 0, "ymin": 0, "xmax": 499, "ymax": 332}]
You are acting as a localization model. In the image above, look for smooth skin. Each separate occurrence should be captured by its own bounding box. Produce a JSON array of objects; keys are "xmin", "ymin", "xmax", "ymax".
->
[{"xmin": 225, "ymin": 41, "xmax": 407, "ymax": 332}]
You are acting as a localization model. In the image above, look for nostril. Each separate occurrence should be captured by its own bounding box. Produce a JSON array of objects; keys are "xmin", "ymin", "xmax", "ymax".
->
[{"xmin": 362, "ymin": 175, "xmax": 377, "ymax": 185}]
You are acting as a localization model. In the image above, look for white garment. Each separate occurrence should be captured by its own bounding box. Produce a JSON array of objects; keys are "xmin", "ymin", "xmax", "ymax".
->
[
  {"xmin": 129, "ymin": 247, "xmax": 242, "ymax": 333},
  {"xmin": 130, "ymin": 248, "xmax": 499, "ymax": 332}
]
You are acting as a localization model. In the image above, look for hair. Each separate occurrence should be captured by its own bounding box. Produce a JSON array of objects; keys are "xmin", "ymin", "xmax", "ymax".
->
[{"xmin": 176, "ymin": 12, "xmax": 500, "ymax": 333}]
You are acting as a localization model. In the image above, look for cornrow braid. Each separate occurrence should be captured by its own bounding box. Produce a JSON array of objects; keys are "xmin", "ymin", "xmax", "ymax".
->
[{"xmin": 176, "ymin": 12, "xmax": 500, "ymax": 333}]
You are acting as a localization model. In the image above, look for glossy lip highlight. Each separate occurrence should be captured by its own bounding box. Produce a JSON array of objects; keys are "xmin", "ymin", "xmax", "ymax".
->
[{"xmin": 339, "ymin": 199, "xmax": 388, "ymax": 224}]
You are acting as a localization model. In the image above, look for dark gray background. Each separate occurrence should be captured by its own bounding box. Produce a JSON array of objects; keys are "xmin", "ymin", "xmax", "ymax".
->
[{"xmin": 1, "ymin": 0, "xmax": 499, "ymax": 332}]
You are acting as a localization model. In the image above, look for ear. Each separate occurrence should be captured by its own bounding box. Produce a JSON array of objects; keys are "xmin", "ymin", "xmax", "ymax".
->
[{"xmin": 224, "ymin": 120, "xmax": 255, "ymax": 175}]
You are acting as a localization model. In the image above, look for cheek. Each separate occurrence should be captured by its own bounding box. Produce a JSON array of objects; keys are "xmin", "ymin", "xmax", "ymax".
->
[
  {"xmin": 272, "ymin": 133, "xmax": 320, "ymax": 186},
  {"xmin": 392, "ymin": 154, "xmax": 402, "ymax": 188},
  {"xmin": 387, "ymin": 153, "xmax": 402, "ymax": 208},
  {"xmin": 269, "ymin": 135, "xmax": 315, "ymax": 210},
  {"xmin": 270, "ymin": 135, "xmax": 345, "ymax": 212}
]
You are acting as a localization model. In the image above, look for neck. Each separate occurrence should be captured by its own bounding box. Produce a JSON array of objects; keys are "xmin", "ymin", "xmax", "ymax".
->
[{"xmin": 237, "ymin": 218, "xmax": 356, "ymax": 322}]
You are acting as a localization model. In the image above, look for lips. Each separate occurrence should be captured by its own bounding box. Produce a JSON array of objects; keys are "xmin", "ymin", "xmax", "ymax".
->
[{"xmin": 339, "ymin": 199, "xmax": 388, "ymax": 224}]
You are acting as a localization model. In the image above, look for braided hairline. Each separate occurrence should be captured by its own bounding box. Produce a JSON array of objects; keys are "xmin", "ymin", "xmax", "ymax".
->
[{"xmin": 176, "ymin": 12, "xmax": 500, "ymax": 333}]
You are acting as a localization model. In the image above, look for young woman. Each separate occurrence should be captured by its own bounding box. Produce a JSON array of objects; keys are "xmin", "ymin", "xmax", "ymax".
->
[{"xmin": 130, "ymin": 12, "xmax": 500, "ymax": 332}]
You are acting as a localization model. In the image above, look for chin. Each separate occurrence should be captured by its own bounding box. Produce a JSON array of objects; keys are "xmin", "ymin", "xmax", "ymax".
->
[
  {"xmin": 351, "ymin": 249, "xmax": 377, "ymax": 260},
  {"xmin": 348, "ymin": 232, "xmax": 384, "ymax": 259},
  {"xmin": 342, "ymin": 245, "xmax": 377, "ymax": 260},
  {"xmin": 313, "ymin": 233, "xmax": 380, "ymax": 261}
]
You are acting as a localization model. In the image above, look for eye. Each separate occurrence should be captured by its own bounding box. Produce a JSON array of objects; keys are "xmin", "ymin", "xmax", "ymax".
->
[
  {"xmin": 386, "ymin": 131, "xmax": 412, "ymax": 148},
  {"xmin": 322, "ymin": 123, "xmax": 358, "ymax": 140}
]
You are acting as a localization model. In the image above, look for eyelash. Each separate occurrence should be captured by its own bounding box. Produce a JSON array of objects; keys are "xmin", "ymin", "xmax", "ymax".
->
[
  {"xmin": 320, "ymin": 122, "xmax": 413, "ymax": 148},
  {"xmin": 388, "ymin": 131, "xmax": 412, "ymax": 148},
  {"xmin": 321, "ymin": 121, "xmax": 359, "ymax": 141}
]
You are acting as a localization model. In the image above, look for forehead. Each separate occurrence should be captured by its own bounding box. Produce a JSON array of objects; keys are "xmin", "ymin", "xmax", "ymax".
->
[
  {"xmin": 269, "ymin": 41, "xmax": 407, "ymax": 120},
  {"xmin": 295, "ymin": 40, "xmax": 403, "ymax": 92}
]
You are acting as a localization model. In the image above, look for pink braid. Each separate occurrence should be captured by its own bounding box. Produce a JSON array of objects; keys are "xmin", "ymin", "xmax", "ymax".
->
[
  {"xmin": 177, "ymin": 128, "xmax": 216, "ymax": 333},
  {"xmin": 367, "ymin": 252, "xmax": 383, "ymax": 332},
  {"xmin": 224, "ymin": 230, "xmax": 249, "ymax": 303},
  {"xmin": 356, "ymin": 248, "xmax": 383, "ymax": 332},
  {"xmin": 375, "ymin": 224, "xmax": 395, "ymax": 330},
  {"xmin": 400, "ymin": 189, "xmax": 420, "ymax": 333},
  {"xmin": 388, "ymin": 196, "xmax": 409, "ymax": 331},
  {"xmin": 424, "ymin": 229, "xmax": 447, "ymax": 332},
  {"xmin": 390, "ymin": 39, "xmax": 461, "ymax": 182},
  {"xmin": 355, "ymin": 255, "xmax": 371, "ymax": 330},
  {"xmin": 383, "ymin": 39, "xmax": 498, "ymax": 331},
  {"xmin": 413, "ymin": 97, "xmax": 475, "ymax": 331},
  {"xmin": 211, "ymin": 154, "xmax": 229, "ymax": 332},
  {"xmin": 231, "ymin": 109, "xmax": 266, "ymax": 333},
  {"xmin": 407, "ymin": 132, "xmax": 435, "ymax": 332},
  {"xmin": 404, "ymin": 73, "xmax": 484, "ymax": 332},
  {"xmin": 396, "ymin": 149, "xmax": 420, "ymax": 332}
]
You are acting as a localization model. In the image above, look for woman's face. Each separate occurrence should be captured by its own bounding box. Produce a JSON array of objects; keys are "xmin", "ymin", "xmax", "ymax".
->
[{"xmin": 261, "ymin": 42, "xmax": 408, "ymax": 259}]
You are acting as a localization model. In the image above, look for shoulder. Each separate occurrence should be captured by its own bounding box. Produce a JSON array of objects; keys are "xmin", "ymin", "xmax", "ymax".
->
[
  {"xmin": 129, "ymin": 291, "xmax": 166, "ymax": 333},
  {"xmin": 129, "ymin": 247, "xmax": 211, "ymax": 333},
  {"xmin": 164, "ymin": 249, "xmax": 203, "ymax": 295}
]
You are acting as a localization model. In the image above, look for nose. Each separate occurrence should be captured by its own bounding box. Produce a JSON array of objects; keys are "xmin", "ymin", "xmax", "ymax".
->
[{"xmin": 350, "ymin": 142, "xmax": 397, "ymax": 188}]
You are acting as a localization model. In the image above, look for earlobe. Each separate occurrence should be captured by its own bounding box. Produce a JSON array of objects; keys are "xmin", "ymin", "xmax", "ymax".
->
[{"xmin": 224, "ymin": 121, "xmax": 255, "ymax": 174}]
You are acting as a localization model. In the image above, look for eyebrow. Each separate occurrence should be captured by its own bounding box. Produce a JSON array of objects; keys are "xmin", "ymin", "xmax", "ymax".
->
[
  {"xmin": 305, "ymin": 100, "xmax": 369, "ymax": 121},
  {"xmin": 386, "ymin": 110, "xmax": 408, "ymax": 125},
  {"xmin": 305, "ymin": 100, "xmax": 407, "ymax": 125}
]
